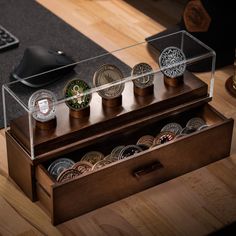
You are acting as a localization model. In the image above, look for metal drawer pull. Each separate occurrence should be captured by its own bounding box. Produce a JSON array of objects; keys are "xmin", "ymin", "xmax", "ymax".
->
[{"xmin": 133, "ymin": 161, "xmax": 163, "ymax": 179}]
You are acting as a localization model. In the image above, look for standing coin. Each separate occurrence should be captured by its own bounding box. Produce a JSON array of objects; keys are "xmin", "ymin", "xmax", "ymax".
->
[
  {"xmin": 186, "ymin": 117, "xmax": 206, "ymax": 130},
  {"xmin": 72, "ymin": 161, "xmax": 93, "ymax": 174},
  {"xmin": 153, "ymin": 131, "xmax": 176, "ymax": 146},
  {"xmin": 161, "ymin": 122, "xmax": 183, "ymax": 135},
  {"xmin": 181, "ymin": 126, "xmax": 196, "ymax": 135},
  {"xmin": 197, "ymin": 124, "xmax": 209, "ymax": 130},
  {"xmin": 118, "ymin": 145, "xmax": 142, "ymax": 160},
  {"xmin": 64, "ymin": 78, "xmax": 91, "ymax": 110},
  {"xmin": 81, "ymin": 151, "xmax": 104, "ymax": 165},
  {"xmin": 131, "ymin": 62, "xmax": 154, "ymax": 88},
  {"xmin": 110, "ymin": 145, "xmax": 125, "ymax": 159},
  {"xmin": 137, "ymin": 135, "xmax": 154, "ymax": 148},
  {"xmin": 28, "ymin": 89, "xmax": 57, "ymax": 122},
  {"xmin": 92, "ymin": 159, "xmax": 113, "ymax": 170},
  {"xmin": 57, "ymin": 168, "xmax": 82, "ymax": 183},
  {"xmin": 159, "ymin": 46, "xmax": 186, "ymax": 78},
  {"xmin": 93, "ymin": 64, "xmax": 124, "ymax": 99},
  {"xmin": 47, "ymin": 158, "xmax": 75, "ymax": 179}
]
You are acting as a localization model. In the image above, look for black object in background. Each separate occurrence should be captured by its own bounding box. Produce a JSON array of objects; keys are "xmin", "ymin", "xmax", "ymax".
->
[
  {"xmin": 11, "ymin": 46, "xmax": 76, "ymax": 88},
  {"xmin": 0, "ymin": 24, "xmax": 19, "ymax": 52}
]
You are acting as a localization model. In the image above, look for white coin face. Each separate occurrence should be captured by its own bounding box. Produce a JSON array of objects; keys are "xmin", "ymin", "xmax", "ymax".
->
[
  {"xmin": 159, "ymin": 46, "xmax": 186, "ymax": 78},
  {"xmin": 28, "ymin": 89, "xmax": 57, "ymax": 122}
]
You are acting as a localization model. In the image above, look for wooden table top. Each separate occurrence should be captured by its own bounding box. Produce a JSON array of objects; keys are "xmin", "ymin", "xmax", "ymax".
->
[{"xmin": 0, "ymin": 1, "xmax": 236, "ymax": 235}]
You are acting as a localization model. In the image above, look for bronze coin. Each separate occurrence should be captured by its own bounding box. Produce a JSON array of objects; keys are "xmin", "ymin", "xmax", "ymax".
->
[
  {"xmin": 72, "ymin": 161, "xmax": 93, "ymax": 174},
  {"xmin": 57, "ymin": 168, "xmax": 82, "ymax": 183}
]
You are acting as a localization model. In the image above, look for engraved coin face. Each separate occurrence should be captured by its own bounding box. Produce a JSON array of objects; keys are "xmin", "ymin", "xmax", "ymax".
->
[
  {"xmin": 64, "ymin": 79, "xmax": 91, "ymax": 110},
  {"xmin": 57, "ymin": 168, "xmax": 82, "ymax": 183},
  {"xmin": 92, "ymin": 159, "xmax": 113, "ymax": 170},
  {"xmin": 118, "ymin": 145, "xmax": 142, "ymax": 160},
  {"xmin": 28, "ymin": 89, "xmax": 57, "ymax": 122},
  {"xmin": 153, "ymin": 131, "xmax": 176, "ymax": 146},
  {"xmin": 93, "ymin": 64, "xmax": 124, "ymax": 99},
  {"xmin": 72, "ymin": 161, "xmax": 93, "ymax": 174},
  {"xmin": 131, "ymin": 62, "xmax": 154, "ymax": 88},
  {"xmin": 159, "ymin": 46, "xmax": 186, "ymax": 78},
  {"xmin": 161, "ymin": 122, "xmax": 183, "ymax": 135},
  {"xmin": 47, "ymin": 158, "xmax": 75, "ymax": 180},
  {"xmin": 186, "ymin": 117, "xmax": 206, "ymax": 130},
  {"xmin": 81, "ymin": 151, "xmax": 104, "ymax": 165}
]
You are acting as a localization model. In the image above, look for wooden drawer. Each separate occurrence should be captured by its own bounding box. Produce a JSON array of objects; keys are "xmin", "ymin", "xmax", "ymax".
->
[{"xmin": 30, "ymin": 103, "xmax": 233, "ymax": 225}]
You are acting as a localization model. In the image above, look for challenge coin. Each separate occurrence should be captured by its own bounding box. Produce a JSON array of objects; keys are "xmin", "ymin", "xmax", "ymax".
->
[
  {"xmin": 159, "ymin": 46, "xmax": 186, "ymax": 78},
  {"xmin": 161, "ymin": 122, "xmax": 183, "ymax": 135},
  {"xmin": 118, "ymin": 145, "xmax": 142, "ymax": 160},
  {"xmin": 64, "ymin": 79, "xmax": 91, "ymax": 110},
  {"xmin": 72, "ymin": 161, "xmax": 93, "ymax": 174},
  {"xmin": 153, "ymin": 131, "xmax": 176, "ymax": 146},
  {"xmin": 47, "ymin": 158, "xmax": 75, "ymax": 179},
  {"xmin": 92, "ymin": 159, "xmax": 113, "ymax": 170},
  {"xmin": 131, "ymin": 62, "xmax": 154, "ymax": 88},
  {"xmin": 136, "ymin": 135, "xmax": 154, "ymax": 148},
  {"xmin": 93, "ymin": 64, "xmax": 124, "ymax": 99},
  {"xmin": 57, "ymin": 168, "xmax": 82, "ymax": 183},
  {"xmin": 186, "ymin": 117, "xmax": 206, "ymax": 130},
  {"xmin": 28, "ymin": 89, "xmax": 57, "ymax": 122},
  {"xmin": 81, "ymin": 151, "xmax": 104, "ymax": 165}
]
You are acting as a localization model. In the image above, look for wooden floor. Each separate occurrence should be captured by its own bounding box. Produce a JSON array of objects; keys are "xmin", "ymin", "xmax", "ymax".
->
[{"xmin": 1, "ymin": 0, "xmax": 236, "ymax": 235}]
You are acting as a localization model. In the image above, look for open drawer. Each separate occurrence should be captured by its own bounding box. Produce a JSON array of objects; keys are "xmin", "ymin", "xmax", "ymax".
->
[{"xmin": 33, "ymin": 103, "xmax": 233, "ymax": 225}]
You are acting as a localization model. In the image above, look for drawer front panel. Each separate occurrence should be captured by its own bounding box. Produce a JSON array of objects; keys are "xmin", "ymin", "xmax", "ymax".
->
[{"xmin": 50, "ymin": 118, "xmax": 233, "ymax": 225}]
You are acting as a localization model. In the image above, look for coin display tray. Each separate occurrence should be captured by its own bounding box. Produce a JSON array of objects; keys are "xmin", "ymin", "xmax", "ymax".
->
[
  {"xmin": 9, "ymin": 71, "xmax": 207, "ymax": 156},
  {"xmin": 6, "ymin": 98, "xmax": 233, "ymax": 225}
]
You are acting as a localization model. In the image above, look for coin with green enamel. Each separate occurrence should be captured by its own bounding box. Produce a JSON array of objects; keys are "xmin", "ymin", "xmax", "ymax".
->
[{"xmin": 64, "ymin": 79, "xmax": 91, "ymax": 110}]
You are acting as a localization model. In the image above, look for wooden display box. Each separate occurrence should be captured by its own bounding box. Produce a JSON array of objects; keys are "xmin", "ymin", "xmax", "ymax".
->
[{"xmin": 5, "ymin": 71, "xmax": 234, "ymax": 225}]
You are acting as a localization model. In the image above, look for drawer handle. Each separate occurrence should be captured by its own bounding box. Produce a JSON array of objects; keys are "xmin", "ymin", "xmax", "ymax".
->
[{"xmin": 133, "ymin": 161, "xmax": 163, "ymax": 179}]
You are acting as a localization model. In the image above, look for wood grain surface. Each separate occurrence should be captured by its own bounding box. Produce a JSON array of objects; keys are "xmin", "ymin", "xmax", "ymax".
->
[{"xmin": 1, "ymin": 0, "xmax": 236, "ymax": 235}]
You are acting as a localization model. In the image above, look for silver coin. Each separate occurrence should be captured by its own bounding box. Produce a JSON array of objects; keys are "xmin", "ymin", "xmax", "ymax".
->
[
  {"xmin": 159, "ymin": 46, "xmax": 186, "ymax": 78},
  {"xmin": 181, "ymin": 126, "xmax": 196, "ymax": 135},
  {"xmin": 110, "ymin": 145, "xmax": 125, "ymax": 159},
  {"xmin": 197, "ymin": 124, "xmax": 209, "ymax": 131},
  {"xmin": 153, "ymin": 131, "xmax": 176, "ymax": 146},
  {"xmin": 161, "ymin": 122, "xmax": 182, "ymax": 135},
  {"xmin": 92, "ymin": 159, "xmax": 113, "ymax": 170},
  {"xmin": 186, "ymin": 117, "xmax": 206, "ymax": 130},
  {"xmin": 48, "ymin": 158, "xmax": 75, "ymax": 179},
  {"xmin": 93, "ymin": 64, "xmax": 124, "ymax": 99},
  {"xmin": 131, "ymin": 62, "xmax": 154, "ymax": 88},
  {"xmin": 104, "ymin": 154, "xmax": 117, "ymax": 162},
  {"xmin": 64, "ymin": 78, "xmax": 92, "ymax": 111},
  {"xmin": 118, "ymin": 145, "xmax": 142, "ymax": 160},
  {"xmin": 81, "ymin": 151, "xmax": 104, "ymax": 165},
  {"xmin": 72, "ymin": 161, "xmax": 93, "ymax": 174},
  {"xmin": 28, "ymin": 89, "xmax": 57, "ymax": 122}
]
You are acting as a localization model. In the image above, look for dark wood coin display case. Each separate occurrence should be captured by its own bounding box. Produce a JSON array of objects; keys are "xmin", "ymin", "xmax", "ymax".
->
[{"xmin": 4, "ymin": 32, "xmax": 234, "ymax": 225}]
